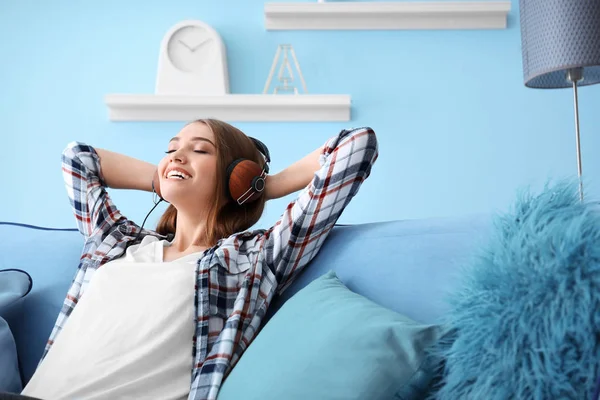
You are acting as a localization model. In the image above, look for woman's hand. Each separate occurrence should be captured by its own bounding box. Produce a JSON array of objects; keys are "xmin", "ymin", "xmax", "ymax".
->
[{"xmin": 264, "ymin": 145, "xmax": 324, "ymax": 200}]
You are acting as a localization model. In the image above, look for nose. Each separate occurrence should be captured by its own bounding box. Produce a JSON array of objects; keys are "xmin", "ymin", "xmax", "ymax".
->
[{"xmin": 169, "ymin": 149, "xmax": 187, "ymax": 164}]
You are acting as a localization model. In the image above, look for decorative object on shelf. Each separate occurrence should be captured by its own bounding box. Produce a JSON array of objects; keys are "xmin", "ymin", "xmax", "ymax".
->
[
  {"xmin": 519, "ymin": 0, "xmax": 600, "ymax": 201},
  {"xmin": 156, "ymin": 20, "xmax": 229, "ymax": 96},
  {"xmin": 263, "ymin": 44, "xmax": 308, "ymax": 95},
  {"xmin": 264, "ymin": 2, "xmax": 511, "ymax": 31}
]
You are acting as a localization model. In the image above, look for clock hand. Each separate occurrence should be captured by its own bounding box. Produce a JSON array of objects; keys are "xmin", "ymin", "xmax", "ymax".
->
[
  {"xmin": 191, "ymin": 38, "xmax": 212, "ymax": 52},
  {"xmin": 178, "ymin": 39, "xmax": 193, "ymax": 51}
]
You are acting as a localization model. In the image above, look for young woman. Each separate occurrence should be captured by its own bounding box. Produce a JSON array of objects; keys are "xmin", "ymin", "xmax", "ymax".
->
[{"xmin": 20, "ymin": 119, "xmax": 378, "ymax": 400}]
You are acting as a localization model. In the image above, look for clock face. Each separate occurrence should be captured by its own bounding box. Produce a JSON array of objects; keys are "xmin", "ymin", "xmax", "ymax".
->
[{"xmin": 166, "ymin": 25, "xmax": 214, "ymax": 73}]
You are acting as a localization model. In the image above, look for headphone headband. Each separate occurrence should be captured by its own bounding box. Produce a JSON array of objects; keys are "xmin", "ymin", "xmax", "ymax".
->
[{"xmin": 249, "ymin": 137, "xmax": 270, "ymax": 173}]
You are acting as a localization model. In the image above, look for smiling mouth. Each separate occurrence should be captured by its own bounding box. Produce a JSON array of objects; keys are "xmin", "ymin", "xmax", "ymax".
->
[{"xmin": 166, "ymin": 170, "xmax": 192, "ymax": 180}]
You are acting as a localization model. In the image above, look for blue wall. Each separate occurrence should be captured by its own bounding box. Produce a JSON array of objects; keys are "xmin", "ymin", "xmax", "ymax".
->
[{"xmin": 1, "ymin": 0, "xmax": 599, "ymax": 229}]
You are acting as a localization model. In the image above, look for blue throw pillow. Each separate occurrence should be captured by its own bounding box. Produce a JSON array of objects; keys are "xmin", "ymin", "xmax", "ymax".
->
[
  {"xmin": 218, "ymin": 270, "xmax": 442, "ymax": 400},
  {"xmin": 0, "ymin": 269, "xmax": 33, "ymax": 393},
  {"xmin": 428, "ymin": 181, "xmax": 600, "ymax": 399}
]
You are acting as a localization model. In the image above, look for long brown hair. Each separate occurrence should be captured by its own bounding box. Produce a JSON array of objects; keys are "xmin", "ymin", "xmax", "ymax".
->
[{"xmin": 155, "ymin": 119, "xmax": 268, "ymax": 245}]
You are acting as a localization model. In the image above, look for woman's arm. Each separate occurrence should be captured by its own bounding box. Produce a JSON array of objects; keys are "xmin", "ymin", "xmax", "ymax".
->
[
  {"xmin": 261, "ymin": 127, "xmax": 378, "ymax": 292},
  {"xmin": 94, "ymin": 148, "xmax": 156, "ymax": 192},
  {"xmin": 63, "ymin": 143, "xmax": 154, "ymax": 239},
  {"xmin": 265, "ymin": 146, "xmax": 323, "ymax": 201}
]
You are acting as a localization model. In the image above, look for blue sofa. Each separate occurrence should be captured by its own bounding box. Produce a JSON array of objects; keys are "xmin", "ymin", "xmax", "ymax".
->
[{"xmin": 0, "ymin": 214, "xmax": 492, "ymax": 392}]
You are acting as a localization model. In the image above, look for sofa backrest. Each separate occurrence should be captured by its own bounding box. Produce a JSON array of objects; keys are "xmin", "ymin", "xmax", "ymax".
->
[
  {"xmin": 268, "ymin": 214, "xmax": 492, "ymax": 323},
  {"xmin": 0, "ymin": 214, "xmax": 492, "ymax": 385}
]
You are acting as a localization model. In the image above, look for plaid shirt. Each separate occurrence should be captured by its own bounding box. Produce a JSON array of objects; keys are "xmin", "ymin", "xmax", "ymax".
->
[{"xmin": 44, "ymin": 127, "xmax": 378, "ymax": 400}]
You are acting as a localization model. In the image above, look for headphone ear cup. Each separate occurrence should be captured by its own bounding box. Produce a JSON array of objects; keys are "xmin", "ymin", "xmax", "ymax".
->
[
  {"xmin": 226, "ymin": 159, "xmax": 243, "ymax": 200},
  {"xmin": 227, "ymin": 159, "xmax": 264, "ymax": 204}
]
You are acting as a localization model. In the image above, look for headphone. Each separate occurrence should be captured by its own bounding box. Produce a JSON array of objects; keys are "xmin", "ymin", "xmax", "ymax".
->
[{"xmin": 225, "ymin": 137, "xmax": 271, "ymax": 206}]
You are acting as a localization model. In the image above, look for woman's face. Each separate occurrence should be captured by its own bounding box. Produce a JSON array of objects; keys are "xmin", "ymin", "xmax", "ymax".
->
[{"xmin": 157, "ymin": 122, "xmax": 218, "ymax": 208}]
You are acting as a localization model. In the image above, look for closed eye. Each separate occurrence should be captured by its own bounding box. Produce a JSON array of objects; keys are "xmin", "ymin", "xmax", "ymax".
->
[{"xmin": 164, "ymin": 150, "xmax": 208, "ymax": 154}]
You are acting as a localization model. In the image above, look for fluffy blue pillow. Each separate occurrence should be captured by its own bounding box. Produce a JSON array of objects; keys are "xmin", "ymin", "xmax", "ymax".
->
[
  {"xmin": 0, "ymin": 269, "xmax": 32, "ymax": 393},
  {"xmin": 429, "ymin": 181, "xmax": 600, "ymax": 399},
  {"xmin": 218, "ymin": 270, "xmax": 441, "ymax": 400}
]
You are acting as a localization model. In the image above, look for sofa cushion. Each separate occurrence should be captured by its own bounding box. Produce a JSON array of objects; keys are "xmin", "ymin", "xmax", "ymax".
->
[
  {"xmin": 218, "ymin": 270, "xmax": 442, "ymax": 400},
  {"xmin": 0, "ymin": 269, "xmax": 32, "ymax": 309},
  {"xmin": 0, "ymin": 318, "xmax": 22, "ymax": 393},
  {"xmin": 0, "ymin": 269, "xmax": 33, "ymax": 393}
]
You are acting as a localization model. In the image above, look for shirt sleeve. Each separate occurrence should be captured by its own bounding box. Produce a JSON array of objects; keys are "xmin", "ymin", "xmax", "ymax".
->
[
  {"xmin": 62, "ymin": 141, "xmax": 125, "ymax": 239},
  {"xmin": 261, "ymin": 127, "xmax": 379, "ymax": 292}
]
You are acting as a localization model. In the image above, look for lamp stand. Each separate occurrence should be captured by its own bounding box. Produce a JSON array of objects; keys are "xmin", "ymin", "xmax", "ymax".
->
[{"xmin": 567, "ymin": 67, "xmax": 584, "ymax": 202}]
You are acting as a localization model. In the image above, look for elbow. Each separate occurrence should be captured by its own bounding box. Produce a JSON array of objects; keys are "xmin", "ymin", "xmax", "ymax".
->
[
  {"xmin": 361, "ymin": 126, "xmax": 378, "ymax": 151},
  {"xmin": 62, "ymin": 141, "xmax": 96, "ymax": 163},
  {"xmin": 62, "ymin": 141, "xmax": 83, "ymax": 161},
  {"xmin": 61, "ymin": 142, "xmax": 102, "ymax": 183},
  {"xmin": 348, "ymin": 127, "xmax": 378, "ymax": 167}
]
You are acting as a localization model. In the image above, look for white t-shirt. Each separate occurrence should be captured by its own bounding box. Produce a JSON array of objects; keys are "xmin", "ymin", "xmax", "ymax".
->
[{"xmin": 22, "ymin": 236, "xmax": 202, "ymax": 400}]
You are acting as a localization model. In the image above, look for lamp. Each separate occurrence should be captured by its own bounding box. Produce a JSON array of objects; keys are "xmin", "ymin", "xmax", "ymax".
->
[{"xmin": 519, "ymin": 0, "xmax": 600, "ymax": 201}]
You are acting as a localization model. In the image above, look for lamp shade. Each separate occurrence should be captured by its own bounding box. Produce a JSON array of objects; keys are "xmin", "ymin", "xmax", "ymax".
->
[{"xmin": 519, "ymin": 0, "xmax": 600, "ymax": 88}]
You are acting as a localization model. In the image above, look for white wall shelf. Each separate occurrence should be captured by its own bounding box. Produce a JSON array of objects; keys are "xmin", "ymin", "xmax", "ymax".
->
[
  {"xmin": 104, "ymin": 94, "xmax": 351, "ymax": 122},
  {"xmin": 264, "ymin": 1, "xmax": 511, "ymax": 30}
]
